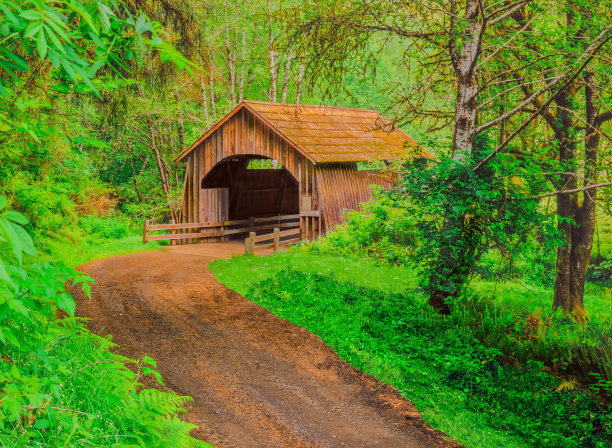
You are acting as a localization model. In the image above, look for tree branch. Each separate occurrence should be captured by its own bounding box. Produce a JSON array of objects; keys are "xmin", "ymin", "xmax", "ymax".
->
[
  {"xmin": 531, "ymin": 181, "xmax": 612, "ymax": 200},
  {"xmin": 487, "ymin": 0, "xmax": 535, "ymax": 26},
  {"xmin": 448, "ymin": 0, "xmax": 460, "ymax": 74},
  {"xmin": 473, "ymin": 23, "xmax": 612, "ymax": 172},
  {"xmin": 479, "ymin": 9, "xmax": 544, "ymax": 68},
  {"xmin": 595, "ymin": 109, "xmax": 612, "ymax": 126}
]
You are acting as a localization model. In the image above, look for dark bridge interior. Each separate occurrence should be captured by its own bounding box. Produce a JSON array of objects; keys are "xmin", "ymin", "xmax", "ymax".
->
[{"xmin": 201, "ymin": 155, "xmax": 299, "ymax": 220}]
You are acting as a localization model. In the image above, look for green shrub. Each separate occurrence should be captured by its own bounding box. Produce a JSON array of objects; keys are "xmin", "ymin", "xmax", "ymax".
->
[
  {"xmin": 308, "ymin": 192, "xmax": 418, "ymax": 264},
  {"xmin": 79, "ymin": 215, "xmax": 134, "ymax": 240},
  {"xmin": 588, "ymin": 256, "xmax": 612, "ymax": 286}
]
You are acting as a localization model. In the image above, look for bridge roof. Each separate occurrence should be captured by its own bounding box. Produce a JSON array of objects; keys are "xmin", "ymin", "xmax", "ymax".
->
[{"xmin": 174, "ymin": 100, "xmax": 428, "ymax": 163}]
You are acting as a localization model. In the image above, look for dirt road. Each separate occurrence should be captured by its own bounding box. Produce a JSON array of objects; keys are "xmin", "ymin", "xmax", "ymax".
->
[{"xmin": 73, "ymin": 243, "xmax": 458, "ymax": 448}]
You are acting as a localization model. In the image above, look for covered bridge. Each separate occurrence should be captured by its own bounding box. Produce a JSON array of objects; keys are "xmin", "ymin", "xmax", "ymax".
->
[{"xmin": 173, "ymin": 100, "xmax": 426, "ymax": 242}]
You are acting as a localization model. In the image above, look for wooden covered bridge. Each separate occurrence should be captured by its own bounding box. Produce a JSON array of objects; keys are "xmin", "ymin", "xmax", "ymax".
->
[{"xmin": 144, "ymin": 100, "xmax": 427, "ymax": 249}]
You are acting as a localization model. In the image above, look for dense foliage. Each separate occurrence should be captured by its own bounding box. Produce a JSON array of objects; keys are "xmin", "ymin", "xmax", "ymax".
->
[
  {"xmin": 0, "ymin": 0, "xmax": 210, "ymax": 446},
  {"xmin": 0, "ymin": 199, "xmax": 204, "ymax": 446}
]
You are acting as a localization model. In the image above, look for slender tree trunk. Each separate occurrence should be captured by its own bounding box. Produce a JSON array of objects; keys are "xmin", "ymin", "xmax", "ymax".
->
[
  {"xmin": 450, "ymin": 0, "xmax": 481, "ymax": 160},
  {"xmin": 129, "ymin": 155, "xmax": 143, "ymax": 202},
  {"xmin": 268, "ymin": 30, "xmax": 277, "ymax": 102},
  {"xmin": 200, "ymin": 74, "xmax": 209, "ymax": 119},
  {"xmin": 281, "ymin": 48, "xmax": 292, "ymax": 103},
  {"xmin": 136, "ymin": 84, "xmax": 177, "ymax": 221},
  {"xmin": 173, "ymin": 88, "xmax": 186, "ymax": 150},
  {"xmin": 552, "ymin": 72, "xmax": 602, "ymax": 320},
  {"xmin": 551, "ymin": 86, "xmax": 580, "ymax": 312},
  {"xmin": 428, "ymin": 0, "xmax": 482, "ymax": 313},
  {"xmin": 224, "ymin": 0, "xmax": 236, "ymax": 104},
  {"xmin": 295, "ymin": 55, "xmax": 305, "ymax": 104},
  {"xmin": 238, "ymin": 0, "xmax": 246, "ymax": 102},
  {"xmin": 209, "ymin": 73, "xmax": 216, "ymax": 116}
]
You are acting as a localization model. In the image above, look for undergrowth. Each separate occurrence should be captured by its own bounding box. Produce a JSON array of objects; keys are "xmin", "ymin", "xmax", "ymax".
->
[{"xmin": 0, "ymin": 201, "xmax": 207, "ymax": 447}]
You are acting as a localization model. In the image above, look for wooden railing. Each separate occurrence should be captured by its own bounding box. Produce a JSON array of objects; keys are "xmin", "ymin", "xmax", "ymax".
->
[
  {"xmin": 244, "ymin": 227, "xmax": 301, "ymax": 255},
  {"xmin": 143, "ymin": 214, "xmax": 300, "ymax": 244}
]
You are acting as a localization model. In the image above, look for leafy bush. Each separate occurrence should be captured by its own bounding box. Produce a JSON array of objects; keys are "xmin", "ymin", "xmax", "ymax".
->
[
  {"xmin": 0, "ymin": 198, "xmax": 206, "ymax": 447},
  {"xmin": 79, "ymin": 214, "xmax": 135, "ymax": 240},
  {"xmin": 307, "ymin": 192, "xmax": 418, "ymax": 264},
  {"xmin": 245, "ymin": 269, "xmax": 611, "ymax": 448},
  {"xmin": 588, "ymin": 256, "xmax": 612, "ymax": 286}
]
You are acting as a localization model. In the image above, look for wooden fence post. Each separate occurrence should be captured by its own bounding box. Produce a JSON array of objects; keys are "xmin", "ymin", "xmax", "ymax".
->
[
  {"xmin": 273, "ymin": 227, "xmax": 280, "ymax": 253},
  {"xmin": 245, "ymin": 231, "xmax": 256, "ymax": 255},
  {"xmin": 143, "ymin": 219, "xmax": 149, "ymax": 244}
]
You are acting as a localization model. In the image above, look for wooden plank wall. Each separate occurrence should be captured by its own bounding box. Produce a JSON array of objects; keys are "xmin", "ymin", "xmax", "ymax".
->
[
  {"xmin": 314, "ymin": 164, "xmax": 398, "ymax": 233},
  {"xmin": 180, "ymin": 108, "xmax": 316, "ymax": 230}
]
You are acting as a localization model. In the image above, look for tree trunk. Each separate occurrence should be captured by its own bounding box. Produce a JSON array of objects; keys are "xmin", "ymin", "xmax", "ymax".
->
[
  {"xmin": 295, "ymin": 55, "xmax": 305, "ymax": 104},
  {"xmin": 136, "ymin": 84, "xmax": 177, "ymax": 221},
  {"xmin": 238, "ymin": 0, "xmax": 246, "ymax": 102},
  {"xmin": 173, "ymin": 88, "xmax": 186, "ymax": 149},
  {"xmin": 224, "ymin": 0, "xmax": 236, "ymax": 104},
  {"xmin": 209, "ymin": 74, "xmax": 216, "ymax": 116},
  {"xmin": 200, "ymin": 74, "xmax": 209, "ymax": 119},
  {"xmin": 281, "ymin": 48, "xmax": 292, "ymax": 103},
  {"xmin": 552, "ymin": 72, "xmax": 601, "ymax": 320},
  {"xmin": 428, "ymin": 0, "xmax": 482, "ymax": 313},
  {"xmin": 268, "ymin": 30, "xmax": 277, "ymax": 102},
  {"xmin": 128, "ymin": 155, "xmax": 143, "ymax": 202},
  {"xmin": 450, "ymin": 0, "xmax": 480, "ymax": 160}
]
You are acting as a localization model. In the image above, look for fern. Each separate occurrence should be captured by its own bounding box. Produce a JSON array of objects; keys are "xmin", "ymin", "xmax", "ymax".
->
[
  {"xmin": 155, "ymin": 415, "xmax": 203, "ymax": 448},
  {"xmin": 135, "ymin": 389, "xmax": 193, "ymax": 415}
]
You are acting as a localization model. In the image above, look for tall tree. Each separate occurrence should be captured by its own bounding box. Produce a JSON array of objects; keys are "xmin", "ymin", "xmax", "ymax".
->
[
  {"xmin": 296, "ymin": 0, "xmax": 612, "ymax": 315},
  {"xmin": 503, "ymin": 2, "xmax": 612, "ymax": 318}
]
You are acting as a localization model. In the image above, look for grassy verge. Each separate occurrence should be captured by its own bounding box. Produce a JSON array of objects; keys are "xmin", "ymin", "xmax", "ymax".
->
[
  {"xmin": 212, "ymin": 251, "xmax": 612, "ymax": 322},
  {"xmin": 210, "ymin": 252, "xmax": 612, "ymax": 448},
  {"xmin": 38, "ymin": 234, "xmax": 162, "ymax": 268}
]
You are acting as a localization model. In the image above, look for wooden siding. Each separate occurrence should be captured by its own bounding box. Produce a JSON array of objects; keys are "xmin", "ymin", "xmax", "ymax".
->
[
  {"xmin": 180, "ymin": 107, "xmax": 316, "ymax": 227},
  {"xmin": 315, "ymin": 164, "xmax": 398, "ymax": 232}
]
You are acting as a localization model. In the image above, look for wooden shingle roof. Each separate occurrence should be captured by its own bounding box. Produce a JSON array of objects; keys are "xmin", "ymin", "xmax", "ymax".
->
[{"xmin": 175, "ymin": 100, "xmax": 426, "ymax": 163}]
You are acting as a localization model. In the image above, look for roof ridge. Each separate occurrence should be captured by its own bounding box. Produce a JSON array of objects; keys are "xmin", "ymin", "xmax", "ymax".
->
[{"xmin": 242, "ymin": 100, "xmax": 378, "ymax": 114}]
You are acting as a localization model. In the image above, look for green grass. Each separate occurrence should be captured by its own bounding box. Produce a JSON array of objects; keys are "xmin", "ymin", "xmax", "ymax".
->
[
  {"xmin": 213, "ymin": 251, "xmax": 418, "ymax": 295},
  {"xmin": 210, "ymin": 252, "xmax": 612, "ymax": 448},
  {"xmin": 39, "ymin": 234, "xmax": 162, "ymax": 268},
  {"xmin": 597, "ymin": 213, "xmax": 612, "ymax": 258},
  {"xmin": 213, "ymin": 251, "xmax": 612, "ymax": 323}
]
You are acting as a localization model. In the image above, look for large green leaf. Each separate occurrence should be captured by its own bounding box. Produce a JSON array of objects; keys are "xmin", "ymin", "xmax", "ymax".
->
[
  {"xmin": 0, "ymin": 218, "xmax": 23, "ymax": 265},
  {"xmin": 2, "ymin": 210, "xmax": 28, "ymax": 225},
  {"xmin": 36, "ymin": 27, "xmax": 47, "ymax": 58},
  {"xmin": 0, "ymin": 259, "xmax": 15, "ymax": 290},
  {"xmin": 55, "ymin": 292, "xmax": 75, "ymax": 316},
  {"xmin": 9, "ymin": 222, "xmax": 36, "ymax": 257}
]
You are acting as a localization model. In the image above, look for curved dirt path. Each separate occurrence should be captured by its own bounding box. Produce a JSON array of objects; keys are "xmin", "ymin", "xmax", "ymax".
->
[{"xmin": 72, "ymin": 243, "xmax": 458, "ymax": 448}]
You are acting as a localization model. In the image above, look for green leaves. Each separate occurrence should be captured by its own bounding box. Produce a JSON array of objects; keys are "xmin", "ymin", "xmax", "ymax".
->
[
  {"xmin": 0, "ymin": 200, "xmax": 203, "ymax": 447},
  {"xmin": 0, "ymin": 0, "xmax": 192, "ymax": 98},
  {"xmin": 0, "ymin": 206, "xmax": 36, "ymax": 266},
  {"xmin": 55, "ymin": 292, "xmax": 75, "ymax": 316}
]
